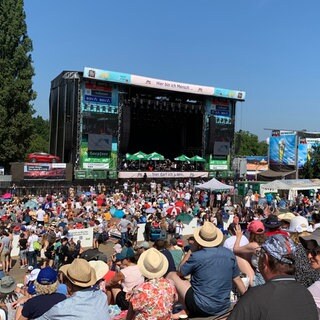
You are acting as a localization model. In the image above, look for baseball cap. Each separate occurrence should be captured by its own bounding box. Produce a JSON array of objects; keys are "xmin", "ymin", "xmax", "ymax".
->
[
  {"xmin": 36, "ymin": 267, "xmax": 58, "ymax": 285},
  {"xmin": 248, "ymin": 220, "xmax": 265, "ymax": 234},
  {"xmin": 177, "ymin": 239, "xmax": 184, "ymax": 247},
  {"xmin": 187, "ymin": 236, "xmax": 195, "ymax": 241},
  {"xmin": 115, "ymin": 253, "xmax": 127, "ymax": 262},
  {"xmin": 261, "ymin": 234, "xmax": 296, "ymax": 265}
]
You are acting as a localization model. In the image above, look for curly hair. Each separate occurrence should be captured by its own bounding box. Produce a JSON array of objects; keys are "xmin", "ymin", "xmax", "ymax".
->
[{"xmin": 35, "ymin": 280, "xmax": 59, "ymax": 295}]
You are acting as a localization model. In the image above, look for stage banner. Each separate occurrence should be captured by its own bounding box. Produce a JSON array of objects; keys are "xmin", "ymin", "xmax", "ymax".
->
[
  {"xmin": 24, "ymin": 163, "xmax": 66, "ymax": 180},
  {"xmin": 118, "ymin": 171, "xmax": 208, "ymax": 179},
  {"xmin": 68, "ymin": 227, "xmax": 93, "ymax": 248},
  {"xmin": 209, "ymin": 159, "xmax": 228, "ymax": 171},
  {"xmin": 298, "ymin": 137, "xmax": 320, "ymax": 168},
  {"xmin": 269, "ymin": 134, "xmax": 296, "ymax": 166}
]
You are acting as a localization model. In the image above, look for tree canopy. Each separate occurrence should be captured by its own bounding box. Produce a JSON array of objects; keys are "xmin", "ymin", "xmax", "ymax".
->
[
  {"xmin": 0, "ymin": 0, "xmax": 36, "ymax": 170},
  {"xmin": 234, "ymin": 130, "xmax": 268, "ymax": 156},
  {"xmin": 299, "ymin": 145, "xmax": 320, "ymax": 179}
]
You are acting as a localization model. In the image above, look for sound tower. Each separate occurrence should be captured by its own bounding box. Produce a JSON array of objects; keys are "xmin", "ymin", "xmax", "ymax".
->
[{"xmin": 206, "ymin": 116, "xmax": 215, "ymax": 154}]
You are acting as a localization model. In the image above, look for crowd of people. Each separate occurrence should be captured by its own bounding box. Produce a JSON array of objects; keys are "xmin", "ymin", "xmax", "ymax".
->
[{"xmin": 0, "ymin": 179, "xmax": 319, "ymax": 319}]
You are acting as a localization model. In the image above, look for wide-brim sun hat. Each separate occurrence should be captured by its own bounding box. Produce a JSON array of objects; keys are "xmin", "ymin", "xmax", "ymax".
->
[
  {"xmin": 60, "ymin": 258, "xmax": 97, "ymax": 287},
  {"xmin": 89, "ymin": 260, "xmax": 109, "ymax": 280},
  {"xmin": 193, "ymin": 221, "xmax": 223, "ymax": 247},
  {"xmin": 288, "ymin": 216, "xmax": 312, "ymax": 233},
  {"xmin": 278, "ymin": 212, "xmax": 296, "ymax": 223},
  {"xmin": 138, "ymin": 248, "xmax": 168, "ymax": 279}
]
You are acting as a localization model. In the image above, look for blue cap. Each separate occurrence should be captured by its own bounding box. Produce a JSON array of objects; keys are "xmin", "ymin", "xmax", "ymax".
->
[
  {"xmin": 37, "ymin": 267, "xmax": 58, "ymax": 285},
  {"xmin": 115, "ymin": 253, "xmax": 127, "ymax": 262},
  {"xmin": 27, "ymin": 283, "xmax": 36, "ymax": 295}
]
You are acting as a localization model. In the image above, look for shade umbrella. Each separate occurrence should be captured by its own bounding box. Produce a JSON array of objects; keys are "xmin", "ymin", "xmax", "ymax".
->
[
  {"xmin": 130, "ymin": 151, "xmax": 148, "ymax": 160},
  {"xmin": 146, "ymin": 152, "xmax": 165, "ymax": 161},
  {"xmin": 175, "ymin": 213, "xmax": 193, "ymax": 225},
  {"xmin": 24, "ymin": 200, "xmax": 38, "ymax": 209},
  {"xmin": 166, "ymin": 205, "xmax": 182, "ymax": 216},
  {"xmin": 1, "ymin": 193, "xmax": 12, "ymax": 199},
  {"xmin": 175, "ymin": 200, "xmax": 185, "ymax": 208},
  {"xmin": 125, "ymin": 153, "xmax": 132, "ymax": 160},
  {"xmin": 174, "ymin": 154, "xmax": 191, "ymax": 162},
  {"xmin": 189, "ymin": 155, "xmax": 206, "ymax": 162}
]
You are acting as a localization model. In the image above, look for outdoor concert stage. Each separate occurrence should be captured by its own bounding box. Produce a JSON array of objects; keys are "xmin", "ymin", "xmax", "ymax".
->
[{"xmin": 49, "ymin": 68, "xmax": 246, "ymax": 180}]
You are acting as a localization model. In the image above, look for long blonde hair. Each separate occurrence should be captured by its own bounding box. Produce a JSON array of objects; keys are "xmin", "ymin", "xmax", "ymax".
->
[{"xmin": 290, "ymin": 231, "xmax": 311, "ymax": 245}]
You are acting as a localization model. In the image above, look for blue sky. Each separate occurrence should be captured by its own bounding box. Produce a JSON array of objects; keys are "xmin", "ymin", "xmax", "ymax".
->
[{"xmin": 24, "ymin": 0, "xmax": 320, "ymax": 141}]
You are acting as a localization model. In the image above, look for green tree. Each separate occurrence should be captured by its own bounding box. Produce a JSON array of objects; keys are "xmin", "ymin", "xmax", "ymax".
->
[
  {"xmin": 300, "ymin": 145, "xmax": 320, "ymax": 179},
  {"xmin": 27, "ymin": 116, "xmax": 50, "ymax": 153},
  {"xmin": 0, "ymin": 0, "xmax": 36, "ymax": 171},
  {"xmin": 234, "ymin": 130, "xmax": 268, "ymax": 156}
]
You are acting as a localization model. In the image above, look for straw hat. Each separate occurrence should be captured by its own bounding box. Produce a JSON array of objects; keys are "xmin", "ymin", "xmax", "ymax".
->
[
  {"xmin": 193, "ymin": 221, "xmax": 223, "ymax": 248},
  {"xmin": 137, "ymin": 248, "xmax": 168, "ymax": 279},
  {"xmin": 60, "ymin": 259, "xmax": 97, "ymax": 287},
  {"xmin": 278, "ymin": 212, "xmax": 296, "ymax": 223},
  {"xmin": 89, "ymin": 260, "xmax": 109, "ymax": 280}
]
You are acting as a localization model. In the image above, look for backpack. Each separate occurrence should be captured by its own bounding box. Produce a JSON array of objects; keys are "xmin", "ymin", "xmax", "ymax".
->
[
  {"xmin": 33, "ymin": 241, "xmax": 41, "ymax": 251},
  {"xmin": 80, "ymin": 248, "xmax": 108, "ymax": 263}
]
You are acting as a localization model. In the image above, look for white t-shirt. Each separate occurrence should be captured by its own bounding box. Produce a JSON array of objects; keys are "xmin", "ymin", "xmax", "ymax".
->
[
  {"xmin": 27, "ymin": 234, "xmax": 39, "ymax": 252},
  {"xmin": 36, "ymin": 208, "xmax": 45, "ymax": 222},
  {"xmin": 223, "ymin": 235, "xmax": 249, "ymax": 251}
]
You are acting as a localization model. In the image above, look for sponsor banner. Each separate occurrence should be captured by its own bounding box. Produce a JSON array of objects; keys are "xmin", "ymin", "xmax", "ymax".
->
[
  {"xmin": 84, "ymin": 95, "xmax": 112, "ymax": 104},
  {"xmin": 118, "ymin": 171, "xmax": 208, "ymax": 179},
  {"xmin": 131, "ymin": 75, "xmax": 214, "ymax": 96},
  {"xmin": 209, "ymin": 160, "xmax": 228, "ymax": 171},
  {"xmin": 269, "ymin": 134, "xmax": 296, "ymax": 166},
  {"xmin": 68, "ymin": 227, "xmax": 93, "ymax": 248},
  {"xmin": 298, "ymin": 137, "xmax": 320, "ymax": 168},
  {"xmin": 24, "ymin": 163, "xmax": 66, "ymax": 180},
  {"xmin": 83, "ymin": 162, "xmax": 109, "ymax": 169},
  {"xmin": 83, "ymin": 67, "xmax": 131, "ymax": 84},
  {"xmin": 83, "ymin": 67, "xmax": 246, "ymax": 101}
]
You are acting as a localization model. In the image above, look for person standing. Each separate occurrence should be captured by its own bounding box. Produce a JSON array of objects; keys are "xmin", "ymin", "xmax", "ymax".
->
[
  {"xmin": 118, "ymin": 215, "xmax": 132, "ymax": 246},
  {"xmin": 27, "ymin": 230, "xmax": 39, "ymax": 268},
  {"xmin": 229, "ymin": 235, "xmax": 318, "ymax": 320}
]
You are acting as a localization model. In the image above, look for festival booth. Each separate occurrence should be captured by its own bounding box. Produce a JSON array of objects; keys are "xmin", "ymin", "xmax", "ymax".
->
[
  {"xmin": 260, "ymin": 179, "xmax": 320, "ymax": 201},
  {"xmin": 195, "ymin": 178, "xmax": 234, "ymax": 192}
]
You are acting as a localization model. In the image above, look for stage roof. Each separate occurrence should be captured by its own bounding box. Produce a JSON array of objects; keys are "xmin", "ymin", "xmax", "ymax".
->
[{"xmin": 83, "ymin": 67, "xmax": 246, "ymax": 101}]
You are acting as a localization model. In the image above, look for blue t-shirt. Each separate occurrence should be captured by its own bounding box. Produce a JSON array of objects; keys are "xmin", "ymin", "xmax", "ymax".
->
[{"xmin": 181, "ymin": 246, "xmax": 239, "ymax": 315}]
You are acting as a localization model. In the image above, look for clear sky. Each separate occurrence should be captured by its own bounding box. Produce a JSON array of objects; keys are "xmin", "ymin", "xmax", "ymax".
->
[{"xmin": 24, "ymin": 0, "xmax": 320, "ymax": 141}]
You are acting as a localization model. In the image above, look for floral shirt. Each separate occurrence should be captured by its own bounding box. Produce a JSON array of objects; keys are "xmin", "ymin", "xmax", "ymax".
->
[{"xmin": 130, "ymin": 277, "xmax": 176, "ymax": 320}]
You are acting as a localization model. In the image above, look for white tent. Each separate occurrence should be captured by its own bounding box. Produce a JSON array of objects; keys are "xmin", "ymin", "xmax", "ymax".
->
[
  {"xmin": 195, "ymin": 178, "xmax": 234, "ymax": 192},
  {"xmin": 260, "ymin": 179, "xmax": 320, "ymax": 200}
]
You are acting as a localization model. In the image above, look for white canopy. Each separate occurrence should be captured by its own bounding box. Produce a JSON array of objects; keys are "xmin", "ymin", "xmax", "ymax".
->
[
  {"xmin": 195, "ymin": 178, "xmax": 234, "ymax": 192},
  {"xmin": 261, "ymin": 179, "xmax": 320, "ymax": 199}
]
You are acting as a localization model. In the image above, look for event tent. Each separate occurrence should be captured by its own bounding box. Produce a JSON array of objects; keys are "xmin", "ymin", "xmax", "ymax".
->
[
  {"xmin": 195, "ymin": 178, "xmax": 234, "ymax": 192},
  {"xmin": 260, "ymin": 179, "xmax": 320, "ymax": 200}
]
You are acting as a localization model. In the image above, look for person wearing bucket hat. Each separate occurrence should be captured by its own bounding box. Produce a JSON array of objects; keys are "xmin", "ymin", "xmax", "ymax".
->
[
  {"xmin": 229, "ymin": 235, "xmax": 318, "ymax": 320},
  {"xmin": 126, "ymin": 248, "xmax": 176, "ymax": 320},
  {"xmin": 167, "ymin": 221, "xmax": 246, "ymax": 318},
  {"xmin": 20, "ymin": 267, "xmax": 66, "ymax": 319},
  {"xmin": 36, "ymin": 259, "xmax": 110, "ymax": 320}
]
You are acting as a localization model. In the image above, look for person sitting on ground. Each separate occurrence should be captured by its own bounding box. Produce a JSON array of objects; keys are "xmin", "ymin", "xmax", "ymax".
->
[
  {"xmin": 18, "ymin": 267, "xmax": 66, "ymax": 320},
  {"xmin": 167, "ymin": 221, "xmax": 246, "ymax": 318},
  {"xmin": 126, "ymin": 248, "xmax": 177, "ymax": 320},
  {"xmin": 37, "ymin": 258, "xmax": 110, "ymax": 320},
  {"xmin": 233, "ymin": 220, "xmax": 266, "ymax": 286},
  {"xmin": 106, "ymin": 253, "xmax": 144, "ymax": 310},
  {"xmin": 168, "ymin": 238, "xmax": 184, "ymax": 270},
  {"xmin": 153, "ymin": 239, "xmax": 176, "ymax": 276},
  {"xmin": 263, "ymin": 214, "xmax": 289, "ymax": 237},
  {"xmin": 229, "ymin": 234, "xmax": 318, "ymax": 320}
]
